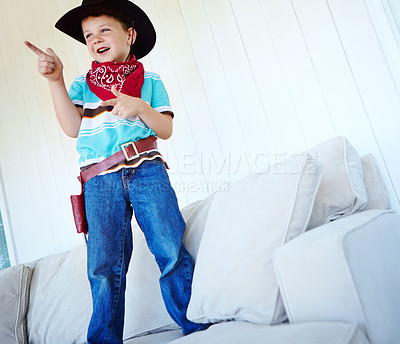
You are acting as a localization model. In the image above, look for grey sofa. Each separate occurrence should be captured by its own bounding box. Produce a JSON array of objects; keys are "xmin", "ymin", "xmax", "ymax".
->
[{"xmin": 1, "ymin": 137, "xmax": 399, "ymax": 344}]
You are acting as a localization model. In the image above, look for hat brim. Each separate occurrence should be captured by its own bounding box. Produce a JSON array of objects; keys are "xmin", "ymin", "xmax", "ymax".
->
[{"xmin": 55, "ymin": 0, "xmax": 156, "ymax": 60}]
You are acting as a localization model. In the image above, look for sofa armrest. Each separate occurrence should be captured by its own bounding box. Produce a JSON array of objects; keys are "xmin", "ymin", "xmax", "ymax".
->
[{"xmin": 273, "ymin": 209, "xmax": 400, "ymax": 344}]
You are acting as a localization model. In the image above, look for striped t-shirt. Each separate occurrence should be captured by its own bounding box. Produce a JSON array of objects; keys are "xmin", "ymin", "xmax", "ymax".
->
[{"xmin": 68, "ymin": 72, "xmax": 173, "ymax": 171}]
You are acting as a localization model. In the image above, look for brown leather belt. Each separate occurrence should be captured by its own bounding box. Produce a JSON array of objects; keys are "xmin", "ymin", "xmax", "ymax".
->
[{"xmin": 79, "ymin": 136, "xmax": 157, "ymax": 183}]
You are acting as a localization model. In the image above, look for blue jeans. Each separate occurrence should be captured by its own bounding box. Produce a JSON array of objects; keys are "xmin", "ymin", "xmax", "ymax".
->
[{"xmin": 84, "ymin": 159, "xmax": 204, "ymax": 344}]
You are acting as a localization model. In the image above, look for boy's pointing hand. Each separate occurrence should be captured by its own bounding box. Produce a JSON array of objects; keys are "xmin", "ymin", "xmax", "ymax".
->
[
  {"xmin": 25, "ymin": 41, "xmax": 63, "ymax": 82},
  {"xmin": 101, "ymin": 86, "xmax": 146, "ymax": 120}
]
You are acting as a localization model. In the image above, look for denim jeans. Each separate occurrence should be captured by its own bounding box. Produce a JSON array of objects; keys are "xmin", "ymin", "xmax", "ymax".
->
[{"xmin": 84, "ymin": 159, "xmax": 204, "ymax": 344}]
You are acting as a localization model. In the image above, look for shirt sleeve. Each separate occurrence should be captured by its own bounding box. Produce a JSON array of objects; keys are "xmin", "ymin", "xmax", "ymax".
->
[
  {"xmin": 151, "ymin": 76, "xmax": 174, "ymax": 118},
  {"xmin": 68, "ymin": 75, "xmax": 85, "ymax": 107}
]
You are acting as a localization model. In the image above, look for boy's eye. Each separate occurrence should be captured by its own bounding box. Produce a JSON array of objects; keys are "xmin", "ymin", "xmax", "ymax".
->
[
  {"xmin": 101, "ymin": 28, "xmax": 110, "ymax": 33},
  {"xmin": 85, "ymin": 33, "xmax": 93, "ymax": 39}
]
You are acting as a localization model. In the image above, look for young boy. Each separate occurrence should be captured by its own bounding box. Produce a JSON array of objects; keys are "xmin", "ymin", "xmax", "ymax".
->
[{"xmin": 26, "ymin": 1, "xmax": 207, "ymax": 343}]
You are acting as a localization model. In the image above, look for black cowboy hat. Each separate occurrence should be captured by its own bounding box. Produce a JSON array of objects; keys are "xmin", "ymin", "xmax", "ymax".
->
[{"xmin": 55, "ymin": 0, "xmax": 156, "ymax": 59}]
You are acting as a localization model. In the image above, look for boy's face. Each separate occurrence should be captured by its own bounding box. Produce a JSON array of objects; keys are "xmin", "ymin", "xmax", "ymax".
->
[{"xmin": 82, "ymin": 15, "xmax": 135, "ymax": 63}]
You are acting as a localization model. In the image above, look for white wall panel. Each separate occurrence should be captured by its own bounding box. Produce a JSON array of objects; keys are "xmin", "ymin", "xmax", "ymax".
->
[
  {"xmin": 387, "ymin": 0, "xmax": 400, "ymax": 37},
  {"xmin": 0, "ymin": 0, "xmax": 399, "ymax": 263},
  {"xmin": 178, "ymin": 0, "xmax": 255, "ymax": 180},
  {"xmin": 0, "ymin": 0, "xmax": 84, "ymax": 263},
  {"xmin": 230, "ymin": 0, "xmax": 307, "ymax": 154},
  {"xmin": 261, "ymin": 0, "xmax": 337, "ymax": 147},
  {"xmin": 203, "ymin": 0, "xmax": 277, "ymax": 156},
  {"xmin": 291, "ymin": 0, "xmax": 374, "ymax": 143},
  {"xmin": 327, "ymin": 0, "xmax": 400, "ymax": 207},
  {"xmin": 367, "ymin": 0, "xmax": 400, "ymax": 92},
  {"xmin": 1, "ymin": 1, "xmax": 54, "ymax": 262},
  {"xmin": 140, "ymin": 0, "xmax": 233, "ymax": 204}
]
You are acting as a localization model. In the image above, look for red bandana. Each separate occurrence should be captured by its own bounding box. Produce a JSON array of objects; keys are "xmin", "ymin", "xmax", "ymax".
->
[{"xmin": 86, "ymin": 56, "xmax": 144, "ymax": 101}]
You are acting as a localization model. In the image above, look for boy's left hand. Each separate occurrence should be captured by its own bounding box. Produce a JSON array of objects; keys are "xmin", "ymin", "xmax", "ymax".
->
[{"xmin": 101, "ymin": 86, "xmax": 146, "ymax": 119}]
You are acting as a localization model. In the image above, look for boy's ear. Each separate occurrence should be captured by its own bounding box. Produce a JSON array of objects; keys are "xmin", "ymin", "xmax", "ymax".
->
[{"xmin": 128, "ymin": 28, "xmax": 137, "ymax": 46}]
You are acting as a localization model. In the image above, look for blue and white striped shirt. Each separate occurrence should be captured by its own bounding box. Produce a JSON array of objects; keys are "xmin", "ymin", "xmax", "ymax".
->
[{"xmin": 68, "ymin": 72, "xmax": 173, "ymax": 169}]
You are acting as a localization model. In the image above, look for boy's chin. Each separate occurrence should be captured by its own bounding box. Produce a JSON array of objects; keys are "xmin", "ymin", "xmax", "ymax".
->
[
  {"xmin": 94, "ymin": 55, "xmax": 110, "ymax": 63},
  {"xmin": 94, "ymin": 56, "xmax": 126, "ymax": 63}
]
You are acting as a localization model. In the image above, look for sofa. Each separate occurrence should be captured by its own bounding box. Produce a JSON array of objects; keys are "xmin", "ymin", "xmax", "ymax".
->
[{"xmin": 1, "ymin": 136, "xmax": 399, "ymax": 344}]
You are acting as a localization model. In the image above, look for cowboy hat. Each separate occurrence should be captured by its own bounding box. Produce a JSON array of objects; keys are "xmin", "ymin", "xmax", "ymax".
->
[{"xmin": 55, "ymin": 0, "xmax": 156, "ymax": 59}]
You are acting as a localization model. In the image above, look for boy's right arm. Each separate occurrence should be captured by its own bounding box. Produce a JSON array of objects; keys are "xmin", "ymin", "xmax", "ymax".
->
[{"xmin": 25, "ymin": 41, "xmax": 82, "ymax": 138}]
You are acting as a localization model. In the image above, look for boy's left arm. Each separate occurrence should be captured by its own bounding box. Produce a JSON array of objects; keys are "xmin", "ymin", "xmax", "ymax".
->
[{"xmin": 101, "ymin": 86, "xmax": 173, "ymax": 139}]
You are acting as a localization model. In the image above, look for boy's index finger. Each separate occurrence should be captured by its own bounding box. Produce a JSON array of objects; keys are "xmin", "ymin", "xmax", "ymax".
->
[
  {"xmin": 101, "ymin": 99, "xmax": 117, "ymax": 107},
  {"xmin": 24, "ymin": 41, "xmax": 46, "ymax": 57}
]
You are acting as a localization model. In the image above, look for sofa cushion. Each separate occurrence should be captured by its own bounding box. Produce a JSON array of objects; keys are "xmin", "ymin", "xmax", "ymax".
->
[
  {"xmin": 26, "ymin": 231, "xmax": 180, "ymax": 343},
  {"xmin": 167, "ymin": 321, "xmax": 370, "ymax": 344},
  {"xmin": 26, "ymin": 247, "xmax": 91, "ymax": 344},
  {"xmin": 360, "ymin": 154, "xmax": 391, "ymax": 210},
  {"xmin": 0, "ymin": 264, "xmax": 32, "ymax": 344},
  {"xmin": 307, "ymin": 137, "xmax": 368, "ymax": 229},
  {"xmin": 181, "ymin": 193, "xmax": 216, "ymax": 264},
  {"xmin": 273, "ymin": 210, "xmax": 400, "ymax": 344},
  {"xmin": 187, "ymin": 153, "xmax": 321, "ymax": 325}
]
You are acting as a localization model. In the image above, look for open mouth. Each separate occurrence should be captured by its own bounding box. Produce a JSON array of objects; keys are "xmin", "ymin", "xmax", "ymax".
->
[{"xmin": 97, "ymin": 47, "xmax": 110, "ymax": 54}]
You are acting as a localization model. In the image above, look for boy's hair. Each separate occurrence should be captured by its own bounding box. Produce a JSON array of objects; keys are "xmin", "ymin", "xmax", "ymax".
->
[{"xmin": 84, "ymin": 14, "xmax": 132, "ymax": 32}]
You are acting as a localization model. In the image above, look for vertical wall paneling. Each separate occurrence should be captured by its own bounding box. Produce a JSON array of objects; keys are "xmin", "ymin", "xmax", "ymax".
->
[
  {"xmin": 327, "ymin": 0, "xmax": 400, "ymax": 206},
  {"xmin": 230, "ymin": 0, "xmax": 307, "ymax": 154},
  {"xmin": 1, "ymin": 0, "xmax": 399, "ymax": 263},
  {"xmin": 178, "ymin": 0, "xmax": 258, "ymax": 181},
  {"xmin": 386, "ymin": 0, "xmax": 400, "ymax": 39},
  {"xmin": 1, "ymin": 0, "xmax": 83, "ymax": 263},
  {"xmin": 23, "ymin": 0, "xmax": 81, "ymax": 250},
  {"xmin": 137, "ymin": 0, "xmax": 211, "ymax": 204},
  {"xmin": 1, "ymin": 1, "xmax": 56, "ymax": 261},
  {"xmin": 136, "ymin": 0, "xmax": 202, "ymax": 206},
  {"xmin": 152, "ymin": 0, "xmax": 233, "ymax": 196},
  {"xmin": 202, "ymin": 0, "xmax": 278, "ymax": 157},
  {"xmin": 365, "ymin": 0, "xmax": 400, "ymax": 94},
  {"xmin": 19, "ymin": 0, "xmax": 81, "ymax": 255},
  {"xmin": 290, "ymin": 0, "xmax": 375, "ymax": 144},
  {"xmin": 261, "ymin": 0, "xmax": 337, "ymax": 147}
]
